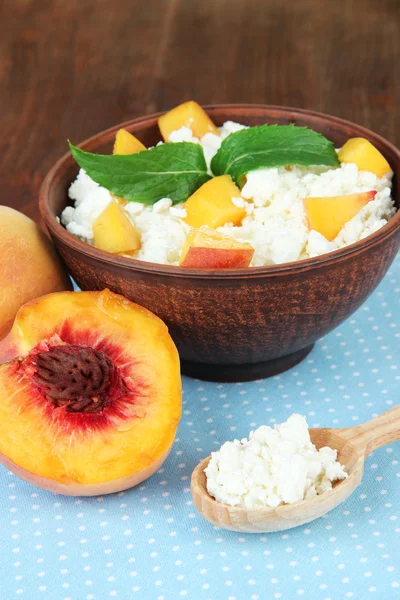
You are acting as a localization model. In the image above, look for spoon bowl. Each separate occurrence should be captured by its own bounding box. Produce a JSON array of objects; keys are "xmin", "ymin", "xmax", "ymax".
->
[{"xmin": 191, "ymin": 406, "xmax": 400, "ymax": 533}]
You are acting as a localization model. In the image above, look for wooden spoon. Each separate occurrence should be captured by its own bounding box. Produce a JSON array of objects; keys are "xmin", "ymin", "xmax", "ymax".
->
[{"xmin": 191, "ymin": 406, "xmax": 400, "ymax": 533}]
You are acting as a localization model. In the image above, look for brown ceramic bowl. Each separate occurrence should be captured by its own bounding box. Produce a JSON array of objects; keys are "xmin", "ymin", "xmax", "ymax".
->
[{"xmin": 39, "ymin": 105, "xmax": 400, "ymax": 382}]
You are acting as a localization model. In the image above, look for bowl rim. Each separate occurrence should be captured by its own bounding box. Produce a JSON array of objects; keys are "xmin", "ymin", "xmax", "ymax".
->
[{"xmin": 39, "ymin": 104, "xmax": 400, "ymax": 280}]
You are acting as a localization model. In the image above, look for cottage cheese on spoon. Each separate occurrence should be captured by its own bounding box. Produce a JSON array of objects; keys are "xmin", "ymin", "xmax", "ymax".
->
[{"xmin": 205, "ymin": 414, "xmax": 347, "ymax": 509}]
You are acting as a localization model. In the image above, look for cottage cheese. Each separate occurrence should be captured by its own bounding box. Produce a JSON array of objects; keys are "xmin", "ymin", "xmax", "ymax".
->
[
  {"xmin": 205, "ymin": 414, "xmax": 347, "ymax": 509},
  {"xmin": 61, "ymin": 121, "xmax": 395, "ymax": 267}
]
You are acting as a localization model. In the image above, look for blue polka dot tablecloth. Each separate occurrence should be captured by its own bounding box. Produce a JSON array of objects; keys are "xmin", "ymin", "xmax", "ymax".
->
[{"xmin": 1, "ymin": 254, "xmax": 399, "ymax": 600}]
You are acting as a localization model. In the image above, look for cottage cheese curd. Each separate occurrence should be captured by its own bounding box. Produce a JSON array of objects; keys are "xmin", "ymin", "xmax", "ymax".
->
[
  {"xmin": 61, "ymin": 121, "xmax": 395, "ymax": 267},
  {"xmin": 205, "ymin": 414, "xmax": 347, "ymax": 509}
]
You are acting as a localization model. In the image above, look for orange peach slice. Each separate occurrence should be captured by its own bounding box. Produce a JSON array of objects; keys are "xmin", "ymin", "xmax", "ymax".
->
[
  {"xmin": 179, "ymin": 227, "xmax": 254, "ymax": 269},
  {"xmin": 338, "ymin": 138, "xmax": 391, "ymax": 178},
  {"xmin": 113, "ymin": 129, "xmax": 146, "ymax": 205},
  {"xmin": 113, "ymin": 128, "xmax": 146, "ymax": 155},
  {"xmin": 0, "ymin": 290, "xmax": 181, "ymax": 495},
  {"xmin": 158, "ymin": 101, "xmax": 219, "ymax": 141},
  {"xmin": 303, "ymin": 191, "xmax": 377, "ymax": 241},
  {"xmin": 93, "ymin": 200, "xmax": 141, "ymax": 255},
  {"xmin": 184, "ymin": 175, "xmax": 246, "ymax": 229}
]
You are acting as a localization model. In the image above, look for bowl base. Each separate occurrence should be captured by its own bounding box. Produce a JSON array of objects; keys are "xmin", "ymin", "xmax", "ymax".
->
[{"xmin": 180, "ymin": 345, "xmax": 314, "ymax": 382}]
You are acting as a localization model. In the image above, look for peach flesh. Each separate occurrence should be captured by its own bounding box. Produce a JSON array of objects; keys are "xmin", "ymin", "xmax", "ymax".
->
[{"xmin": 0, "ymin": 443, "xmax": 173, "ymax": 496}]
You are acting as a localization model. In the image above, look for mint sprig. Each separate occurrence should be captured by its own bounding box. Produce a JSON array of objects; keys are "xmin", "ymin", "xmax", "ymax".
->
[
  {"xmin": 69, "ymin": 142, "xmax": 211, "ymax": 205},
  {"xmin": 211, "ymin": 124, "xmax": 340, "ymax": 183}
]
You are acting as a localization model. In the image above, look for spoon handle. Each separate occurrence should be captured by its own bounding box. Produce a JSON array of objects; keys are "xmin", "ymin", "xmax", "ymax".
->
[{"xmin": 339, "ymin": 405, "xmax": 400, "ymax": 456}]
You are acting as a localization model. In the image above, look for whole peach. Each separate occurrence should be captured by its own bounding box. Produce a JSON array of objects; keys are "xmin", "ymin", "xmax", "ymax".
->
[{"xmin": 0, "ymin": 206, "xmax": 72, "ymax": 340}]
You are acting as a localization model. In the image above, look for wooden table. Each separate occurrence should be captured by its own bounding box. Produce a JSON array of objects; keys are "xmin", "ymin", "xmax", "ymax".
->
[{"xmin": 1, "ymin": 0, "xmax": 398, "ymax": 221}]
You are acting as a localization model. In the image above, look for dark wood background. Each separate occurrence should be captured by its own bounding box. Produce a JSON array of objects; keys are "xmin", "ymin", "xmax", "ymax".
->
[{"xmin": 1, "ymin": 0, "xmax": 399, "ymax": 222}]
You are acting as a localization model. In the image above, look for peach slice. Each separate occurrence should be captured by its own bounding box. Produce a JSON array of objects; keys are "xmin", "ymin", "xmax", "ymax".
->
[
  {"xmin": 338, "ymin": 138, "xmax": 391, "ymax": 178},
  {"xmin": 113, "ymin": 129, "xmax": 146, "ymax": 205},
  {"xmin": 303, "ymin": 191, "xmax": 377, "ymax": 241},
  {"xmin": 184, "ymin": 175, "xmax": 246, "ymax": 229},
  {"xmin": 0, "ymin": 290, "xmax": 181, "ymax": 495},
  {"xmin": 158, "ymin": 101, "xmax": 219, "ymax": 141},
  {"xmin": 113, "ymin": 128, "xmax": 146, "ymax": 155},
  {"xmin": 92, "ymin": 200, "xmax": 141, "ymax": 255},
  {"xmin": 179, "ymin": 227, "xmax": 254, "ymax": 269}
]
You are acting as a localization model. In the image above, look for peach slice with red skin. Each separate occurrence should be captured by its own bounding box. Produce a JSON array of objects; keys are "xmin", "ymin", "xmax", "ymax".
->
[
  {"xmin": 0, "ymin": 290, "xmax": 181, "ymax": 495},
  {"xmin": 179, "ymin": 227, "xmax": 254, "ymax": 269}
]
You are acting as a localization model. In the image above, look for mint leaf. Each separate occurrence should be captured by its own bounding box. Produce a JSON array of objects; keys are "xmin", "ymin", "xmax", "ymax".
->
[
  {"xmin": 69, "ymin": 142, "xmax": 211, "ymax": 205},
  {"xmin": 211, "ymin": 125, "xmax": 340, "ymax": 183}
]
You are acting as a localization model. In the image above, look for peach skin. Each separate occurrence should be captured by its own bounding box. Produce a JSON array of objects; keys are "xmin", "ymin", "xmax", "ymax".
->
[{"xmin": 180, "ymin": 227, "xmax": 254, "ymax": 269}]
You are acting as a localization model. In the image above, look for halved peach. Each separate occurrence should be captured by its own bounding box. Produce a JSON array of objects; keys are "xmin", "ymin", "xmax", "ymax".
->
[
  {"xmin": 303, "ymin": 191, "xmax": 377, "ymax": 241},
  {"xmin": 0, "ymin": 290, "xmax": 181, "ymax": 495},
  {"xmin": 158, "ymin": 101, "xmax": 219, "ymax": 141},
  {"xmin": 179, "ymin": 227, "xmax": 254, "ymax": 269}
]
